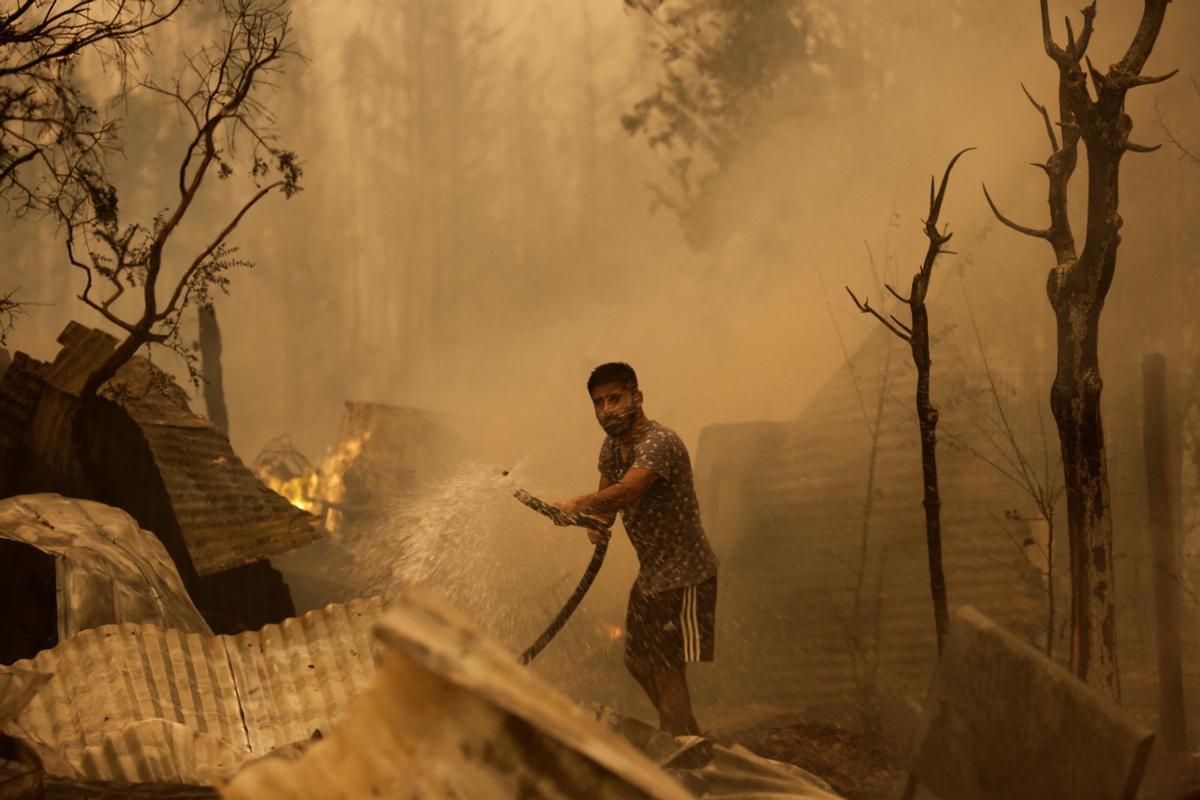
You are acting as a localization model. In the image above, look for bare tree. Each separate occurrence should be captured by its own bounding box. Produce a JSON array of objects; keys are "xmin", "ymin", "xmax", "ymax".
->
[
  {"xmin": 846, "ymin": 148, "xmax": 971, "ymax": 654},
  {"xmin": 1, "ymin": 0, "xmax": 183, "ymax": 212},
  {"xmin": 52, "ymin": 0, "xmax": 300, "ymax": 400},
  {"xmin": 982, "ymin": 0, "xmax": 1173, "ymax": 698}
]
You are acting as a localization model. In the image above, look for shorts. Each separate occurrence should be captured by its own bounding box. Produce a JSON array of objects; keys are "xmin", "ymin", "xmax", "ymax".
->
[{"xmin": 625, "ymin": 576, "xmax": 717, "ymax": 668}]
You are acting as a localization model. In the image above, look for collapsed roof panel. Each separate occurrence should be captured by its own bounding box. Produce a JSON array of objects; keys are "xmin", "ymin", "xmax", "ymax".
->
[
  {"xmin": 34, "ymin": 322, "xmax": 320, "ymax": 575},
  {"xmin": 2, "ymin": 597, "xmax": 382, "ymax": 785},
  {"xmin": 0, "ymin": 494, "xmax": 212, "ymax": 639}
]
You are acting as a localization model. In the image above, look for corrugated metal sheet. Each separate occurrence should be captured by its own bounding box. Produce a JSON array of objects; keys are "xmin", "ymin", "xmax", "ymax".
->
[
  {"xmin": 32, "ymin": 322, "xmax": 319, "ymax": 575},
  {"xmin": 223, "ymin": 587, "xmax": 694, "ymax": 800},
  {"xmin": 2, "ymin": 596, "xmax": 383, "ymax": 785},
  {"xmin": 0, "ymin": 664, "xmax": 52, "ymax": 722},
  {"xmin": 0, "ymin": 494, "xmax": 211, "ymax": 639}
]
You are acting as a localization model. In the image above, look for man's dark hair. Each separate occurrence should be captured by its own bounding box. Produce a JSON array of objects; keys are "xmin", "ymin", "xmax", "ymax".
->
[{"xmin": 588, "ymin": 362, "xmax": 638, "ymax": 394}]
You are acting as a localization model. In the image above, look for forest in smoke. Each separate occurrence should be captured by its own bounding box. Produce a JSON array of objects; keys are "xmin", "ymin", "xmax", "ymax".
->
[{"xmin": 3, "ymin": 0, "xmax": 1197, "ymax": 472}]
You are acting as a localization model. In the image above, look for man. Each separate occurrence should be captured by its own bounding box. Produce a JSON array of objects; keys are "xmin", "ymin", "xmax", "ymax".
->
[{"xmin": 554, "ymin": 362, "xmax": 719, "ymax": 739}]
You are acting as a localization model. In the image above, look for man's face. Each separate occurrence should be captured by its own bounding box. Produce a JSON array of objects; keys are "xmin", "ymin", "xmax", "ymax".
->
[{"xmin": 590, "ymin": 382, "xmax": 641, "ymax": 436}]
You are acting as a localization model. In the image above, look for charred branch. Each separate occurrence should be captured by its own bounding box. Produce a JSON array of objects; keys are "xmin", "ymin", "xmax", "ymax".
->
[
  {"xmin": 845, "ymin": 287, "xmax": 912, "ymax": 343},
  {"xmin": 982, "ymin": 184, "xmax": 1051, "ymax": 241},
  {"xmin": 1022, "ymin": 83, "xmax": 1060, "ymax": 152}
]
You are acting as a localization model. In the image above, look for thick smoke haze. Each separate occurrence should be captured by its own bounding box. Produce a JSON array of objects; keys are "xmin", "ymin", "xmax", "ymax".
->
[{"xmin": 4, "ymin": 0, "xmax": 1200, "ymax": 726}]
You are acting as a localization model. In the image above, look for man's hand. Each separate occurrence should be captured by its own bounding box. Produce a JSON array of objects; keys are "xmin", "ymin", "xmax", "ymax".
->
[
  {"xmin": 552, "ymin": 499, "xmax": 612, "ymax": 541},
  {"xmin": 551, "ymin": 497, "xmax": 584, "ymax": 525}
]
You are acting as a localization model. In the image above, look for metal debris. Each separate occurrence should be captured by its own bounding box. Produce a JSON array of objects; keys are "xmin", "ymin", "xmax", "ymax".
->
[
  {"xmin": 0, "ymin": 494, "xmax": 211, "ymax": 640},
  {"xmin": 223, "ymin": 586, "xmax": 694, "ymax": 799},
  {"xmin": 2, "ymin": 597, "xmax": 382, "ymax": 786}
]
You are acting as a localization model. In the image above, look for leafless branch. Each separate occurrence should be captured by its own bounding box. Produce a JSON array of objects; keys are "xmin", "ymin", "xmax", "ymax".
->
[
  {"xmin": 888, "ymin": 314, "xmax": 912, "ymax": 336},
  {"xmin": 845, "ymin": 287, "xmax": 912, "ymax": 343},
  {"xmin": 1127, "ymin": 69, "xmax": 1179, "ymax": 89},
  {"xmin": 982, "ymin": 183, "xmax": 1051, "ymax": 240},
  {"xmin": 1022, "ymin": 83, "xmax": 1060, "ymax": 152},
  {"xmin": 884, "ymin": 283, "xmax": 911, "ymax": 305},
  {"xmin": 1125, "ymin": 140, "xmax": 1162, "ymax": 154}
]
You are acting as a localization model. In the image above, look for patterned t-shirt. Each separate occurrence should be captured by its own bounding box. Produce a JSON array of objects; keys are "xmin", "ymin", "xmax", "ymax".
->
[{"xmin": 598, "ymin": 420, "xmax": 719, "ymax": 594}]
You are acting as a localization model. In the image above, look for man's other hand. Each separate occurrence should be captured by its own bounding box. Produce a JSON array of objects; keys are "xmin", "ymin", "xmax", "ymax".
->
[{"xmin": 587, "ymin": 527, "xmax": 612, "ymax": 546}]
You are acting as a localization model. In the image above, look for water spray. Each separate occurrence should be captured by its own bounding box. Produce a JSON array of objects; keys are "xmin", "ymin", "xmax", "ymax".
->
[{"xmin": 510, "ymin": 484, "xmax": 611, "ymax": 665}]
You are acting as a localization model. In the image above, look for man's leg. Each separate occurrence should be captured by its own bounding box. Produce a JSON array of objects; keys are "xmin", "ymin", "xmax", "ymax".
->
[
  {"xmin": 624, "ymin": 653, "xmax": 661, "ymax": 708},
  {"xmin": 651, "ymin": 665, "xmax": 700, "ymax": 736},
  {"xmin": 625, "ymin": 578, "xmax": 715, "ymax": 736}
]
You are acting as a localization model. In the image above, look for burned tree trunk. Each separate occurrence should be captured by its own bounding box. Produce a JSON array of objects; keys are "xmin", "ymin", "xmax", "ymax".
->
[
  {"xmin": 199, "ymin": 303, "xmax": 230, "ymax": 436},
  {"xmin": 910, "ymin": 300, "xmax": 947, "ymax": 651},
  {"xmin": 984, "ymin": 0, "xmax": 1173, "ymax": 698},
  {"xmin": 848, "ymin": 148, "xmax": 971, "ymax": 654},
  {"xmin": 1049, "ymin": 242, "xmax": 1119, "ymax": 696}
]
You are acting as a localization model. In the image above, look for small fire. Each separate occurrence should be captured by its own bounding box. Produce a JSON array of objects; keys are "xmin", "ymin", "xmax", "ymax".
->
[
  {"xmin": 271, "ymin": 472, "xmax": 321, "ymax": 513},
  {"xmin": 603, "ymin": 624, "xmax": 624, "ymax": 641},
  {"xmin": 320, "ymin": 433, "xmax": 369, "ymax": 536},
  {"xmin": 256, "ymin": 433, "xmax": 370, "ymax": 526}
]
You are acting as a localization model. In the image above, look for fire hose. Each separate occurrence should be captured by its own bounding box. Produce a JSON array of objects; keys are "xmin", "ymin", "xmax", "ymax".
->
[{"xmin": 512, "ymin": 488, "xmax": 611, "ymax": 665}]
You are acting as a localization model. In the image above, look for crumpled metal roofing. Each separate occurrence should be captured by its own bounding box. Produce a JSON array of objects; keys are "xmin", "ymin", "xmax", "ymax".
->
[
  {"xmin": 0, "ymin": 494, "xmax": 211, "ymax": 639},
  {"xmin": 223, "ymin": 587, "xmax": 694, "ymax": 800},
  {"xmin": 37, "ymin": 322, "xmax": 320, "ymax": 575},
  {"xmin": 0, "ymin": 664, "xmax": 52, "ymax": 723},
  {"xmin": 2, "ymin": 596, "xmax": 382, "ymax": 785}
]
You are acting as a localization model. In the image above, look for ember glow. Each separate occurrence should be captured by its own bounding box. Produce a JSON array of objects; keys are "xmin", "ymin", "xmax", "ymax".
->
[{"xmin": 604, "ymin": 624, "xmax": 623, "ymax": 641}]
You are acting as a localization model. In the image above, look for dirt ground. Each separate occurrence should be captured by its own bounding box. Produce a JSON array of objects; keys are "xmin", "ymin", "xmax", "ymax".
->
[{"xmin": 735, "ymin": 720, "xmax": 904, "ymax": 800}]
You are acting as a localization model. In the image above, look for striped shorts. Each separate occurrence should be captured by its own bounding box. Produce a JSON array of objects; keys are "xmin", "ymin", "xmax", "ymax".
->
[{"xmin": 625, "ymin": 576, "xmax": 717, "ymax": 668}]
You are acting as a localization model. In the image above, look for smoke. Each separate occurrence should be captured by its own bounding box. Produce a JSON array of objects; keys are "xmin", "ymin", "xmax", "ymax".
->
[{"xmin": 5, "ymin": 0, "xmax": 1200, "ymax": 725}]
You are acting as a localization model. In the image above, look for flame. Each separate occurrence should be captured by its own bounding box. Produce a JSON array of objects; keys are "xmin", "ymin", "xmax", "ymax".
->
[
  {"xmin": 321, "ymin": 433, "xmax": 369, "ymax": 536},
  {"xmin": 257, "ymin": 433, "xmax": 370, "ymax": 524},
  {"xmin": 603, "ymin": 624, "xmax": 623, "ymax": 641},
  {"xmin": 272, "ymin": 472, "xmax": 321, "ymax": 512}
]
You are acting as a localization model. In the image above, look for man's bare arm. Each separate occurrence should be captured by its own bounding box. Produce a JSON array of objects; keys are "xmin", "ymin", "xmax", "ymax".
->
[
  {"xmin": 594, "ymin": 475, "xmax": 617, "ymax": 526},
  {"xmin": 557, "ymin": 468, "xmax": 658, "ymax": 517}
]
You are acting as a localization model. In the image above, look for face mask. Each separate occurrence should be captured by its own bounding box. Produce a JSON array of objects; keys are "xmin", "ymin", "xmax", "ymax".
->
[{"xmin": 598, "ymin": 405, "xmax": 639, "ymax": 437}]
